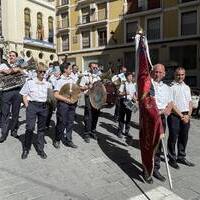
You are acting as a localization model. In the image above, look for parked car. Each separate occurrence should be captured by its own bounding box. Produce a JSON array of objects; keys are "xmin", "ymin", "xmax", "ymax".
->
[{"xmin": 191, "ymin": 88, "xmax": 200, "ymax": 116}]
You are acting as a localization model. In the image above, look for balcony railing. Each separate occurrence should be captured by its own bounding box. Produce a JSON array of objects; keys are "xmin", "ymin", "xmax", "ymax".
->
[
  {"xmin": 23, "ymin": 37, "xmax": 55, "ymax": 49},
  {"xmin": 78, "ymin": 10, "xmax": 107, "ymax": 25},
  {"xmin": 57, "ymin": 19, "xmax": 69, "ymax": 30},
  {"xmin": 57, "ymin": 0, "xmax": 69, "ymax": 7},
  {"xmin": 126, "ymin": 0, "xmax": 161, "ymax": 14}
]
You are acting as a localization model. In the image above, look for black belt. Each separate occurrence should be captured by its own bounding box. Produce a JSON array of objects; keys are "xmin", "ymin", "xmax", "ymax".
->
[{"xmin": 30, "ymin": 101, "xmax": 47, "ymax": 106}]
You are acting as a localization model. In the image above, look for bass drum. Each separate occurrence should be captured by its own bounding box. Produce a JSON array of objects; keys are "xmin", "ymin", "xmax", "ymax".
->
[{"xmin": 103, "ymin": 81, "xmax": 117, "ymax": 107}]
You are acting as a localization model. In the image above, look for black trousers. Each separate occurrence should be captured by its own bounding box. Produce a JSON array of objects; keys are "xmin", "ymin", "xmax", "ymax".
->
[
  {"xmin": 55, "ymin": 101, "xmax": 76, "ymax": 143},
  {"xmin": 24, "ymin": 101, "xmax": 48, "ymax": 152},
  {"xmin": 154, "ymin": 114, "xmax": 166, "ymax": 172},
  {"xmin": 46, "ymin": 103, "xmax": 55, "ymax": 128},
  {"xmin": 167, "ymin": 113, "xmax": 190, "ymax": 162},
  {"xmin": 1, "ymin": 88, "xmax": 21, "ymax": 138},
  {"xmin": 114, "ymin": 97, "xmax": 120, "ymax": 118},
  {"xmin": 118, "ymin": 98, "xmax": 132, "ymax": 134},
  {"xmin": 84, "ymin": 95, "xmax": 100, "ymax": 136}
]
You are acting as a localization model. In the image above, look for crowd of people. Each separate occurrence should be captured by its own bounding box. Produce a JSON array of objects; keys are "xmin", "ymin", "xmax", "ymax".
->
[{"xmin": 0, "ymin": 49, "xmax": 196, "ymax": 184}]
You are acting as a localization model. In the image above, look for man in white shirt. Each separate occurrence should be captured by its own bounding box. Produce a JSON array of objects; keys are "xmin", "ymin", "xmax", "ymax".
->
[
  {"xmin": 167, "ymin": 67, "xmax": 195, "ymax": 169},
  {"xmin": 20, "ymin": 62, "xmax": 51, "ymax": 159},
  {"xmin": 0, "ymin": 51, "xmax": 24, "ymax": 142},
  {"xmin": 151, "ymin": 64, "xmax": 173, "ymax": 182},
  {"xmin": 53, "ymin": 62, "xmax": 78, "ymax": 149},
  {"xmin": 79, "ymin": 62, "xmax": 101, "ymax": 143},
  {"xmin": 117, "ymin": 72, "xmax": 137, "ymax": 138}
]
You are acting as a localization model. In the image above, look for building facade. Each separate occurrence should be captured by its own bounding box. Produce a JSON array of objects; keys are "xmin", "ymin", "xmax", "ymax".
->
[
  {"xmin": 56, "ymin": 0, "xmax": 200, "ymax": 87},
  {"xmin": 0, "ymin": 0, "xmax": 57, "ymax": 64}
]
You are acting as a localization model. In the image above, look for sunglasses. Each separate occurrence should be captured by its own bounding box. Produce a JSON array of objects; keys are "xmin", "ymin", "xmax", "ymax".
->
[{"xmin": 38, "ymin": 70, "xmax": 46, "ymax": 74}]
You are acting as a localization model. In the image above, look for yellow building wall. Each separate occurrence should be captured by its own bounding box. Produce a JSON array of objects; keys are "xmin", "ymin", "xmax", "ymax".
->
[
  {"xmin": 163, "ymin": 10, "xmax": 178, "ymax": 38},
  {"xmin": 70, "ymin": 29, "xmax": 80, "ymax": 51},
  {"xmin": 109, "ymin": 1, "xmax": 123, "ymax": 20},
  {"xmin": 70, "ymin": 6, "xmax": 79, "ymax": 28},
  {"xmin": 163, "ymin": 0, "xmax": 178, "ymax": 8},
  {"xmin": 109, "ymin": 21, "xmax": 124, "ymax": 45}
]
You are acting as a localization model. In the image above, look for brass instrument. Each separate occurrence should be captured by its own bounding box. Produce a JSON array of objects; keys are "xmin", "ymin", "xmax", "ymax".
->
[{"xmin": 59, "ymin": 83, "xmax": 81, "ymax": 104}]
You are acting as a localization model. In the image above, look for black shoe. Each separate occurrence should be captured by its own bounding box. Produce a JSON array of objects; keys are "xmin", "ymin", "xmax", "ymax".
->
[
  {"xmin": 83, "ymin": 135, "xmax": 90, "ymax": 143},
  {"xmin": 142, "ymin": 172, "xmax": 153, "ymax": 184},
  {"xmin": 53, "ymin": 141, "xmax": 60, "ymax": 149},
  {"xmin": 0, "ymin": 136, "xmax": 6, "ymax": 143},
  {"xmin": 90, "ymin": 131, "xmax": 97, "ymax": 140},
  {"xmin": 117, "ymin": 132, "xmax": 123, "ymax": 138},
  {"xmin": 124, "ymin": 132, "xmax": 132, "ymax": 137},
  {"xmin": 38, "ymin": 151, "xmax": 47, "ymax": 159},
  {"xmin": 65, "ymin": 141, "xmax": 78, "ymax": 149},
  {"xmin": 11, "ymin": 129, "xmax": 18, "ymax": 138},
  {"xmin": 168, "ymin": 160, "xmax": 180, "ymax": 169},
  {"xmin": 153, "ymin": 171, "xmax": 166, "ymax": 182},
  {"xmin": 21, "ymin": 150, "xmax": 29, "ymax": 159},
  {"xmin": 177, "ymin": 158, "xmax": 195, "ymax": 167}
]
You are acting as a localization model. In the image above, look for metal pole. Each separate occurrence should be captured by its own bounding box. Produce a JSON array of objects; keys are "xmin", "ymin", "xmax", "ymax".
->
[{"xmin": 161, "ymin": 137, "xmax": 173, "ymax": 190}]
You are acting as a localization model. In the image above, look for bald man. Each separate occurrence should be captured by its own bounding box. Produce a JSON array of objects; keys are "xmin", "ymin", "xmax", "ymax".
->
[{"xmin": 151, "ymin": 64, "xmax": 173, "ymax": 182}]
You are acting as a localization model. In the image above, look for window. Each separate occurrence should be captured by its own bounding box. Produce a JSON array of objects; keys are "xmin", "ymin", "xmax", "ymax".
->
[
  {"xmin": 126, "ymin": 21, "xmax": 137, "ymax": 43},
  {"xmin": 48, "ymin": 17, "xmax": 54, "ymax": 43},
  {"xmin": 39, "ymin": 52, "xmax": 43, "ymax": 59},
  {"xmin": 61, "ymin": 0, "xmax": 68, "ymax": 5},
  {"xmin": 61, "ymin": 12, "xmax": 69, "ymax": 28},
  {"xmin": 150, "ymin": 49, "xmax": 159, "ymax": 64},
  {"xmin": 181, "ymin": 0, "xmax": 197, "ymax": 3},
  {"xmin": 24, "ymin": 8, "xmax": 31, "ymax": 38},
  {"xmin": 26, "ymin": 51, "xmax": 32, "ymax": 58},
  {"xmin": 50, "ymin": 54, "xmax": 54, "ymax": 61},
  {"xmin": 97, "ymin": 3, "xmax": 107, "ymax": 21},
  {"xmin": 147, "ymin": 17, "xmax": 160, "ymax": 40},
  {"xmin": 37, "ymin": 12, "xmax": 43, "ymax": 40},
  {"xmin": 82, "ymin": 31, "xmax": 90, "ymax": 48},
  {"xmin": 170, "ymin": 45, "xmax": 197, "ymax": 69},
  {"xmin": 81, "ymin": 7, "xmax": 90, "ymax": 24},
  {"xmin": 62, "ymin": 34, "xmax": 69, "ymax": 51},
  {"xmin": 98, "ymin": 28, "xmax": 107, "ymax": 46},
  {"xmin": 181, "ymin": 11, "xmax": 197, "ymax": 36}
]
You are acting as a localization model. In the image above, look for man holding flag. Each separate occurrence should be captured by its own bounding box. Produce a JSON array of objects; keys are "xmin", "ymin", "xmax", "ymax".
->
[{"xmin": 135, "ymin": 30, "xmax": 164, "ymax": 184}]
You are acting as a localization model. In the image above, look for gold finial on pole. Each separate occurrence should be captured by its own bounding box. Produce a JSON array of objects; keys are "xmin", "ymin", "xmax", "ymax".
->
[{"xmin": 136, "ymin": 25, "xmax": 144, "ymax": 35}]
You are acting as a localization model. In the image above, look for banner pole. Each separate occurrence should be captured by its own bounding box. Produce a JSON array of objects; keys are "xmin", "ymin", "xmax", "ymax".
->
[{"xmin": 161, "ymin": 137, "xmax": 173, "ymax": 190}]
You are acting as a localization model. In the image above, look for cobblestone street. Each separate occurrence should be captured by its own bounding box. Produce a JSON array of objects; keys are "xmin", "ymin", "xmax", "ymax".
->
[{"xmin": 0, "ymin": 101, "xmax": 199, "ymax": 200}]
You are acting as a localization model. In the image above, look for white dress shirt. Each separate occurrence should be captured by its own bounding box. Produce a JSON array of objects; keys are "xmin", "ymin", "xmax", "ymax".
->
[
  {"xmin": 152, "ymin": 80, "xmax": 172, "ymax": 110},
  {"xmin": 119, "ymin": 82, "xmax": 137, "ymax": 100},
  {"xmin": 54, "ymin": 75, "xmax": 76, "ymax": 92},
  {"xmin": 79, "ymin": 72, "xmax": 101, "ymax": 94},
  {"xmin": 20, "ymin": 77, "xmax": 51, "ymax": 102},
  {"xmin": 170, "ymin": 81, "xmax": 192, "ymax": 112}
]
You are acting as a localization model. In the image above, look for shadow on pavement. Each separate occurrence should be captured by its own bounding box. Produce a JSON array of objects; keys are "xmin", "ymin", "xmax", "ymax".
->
[{"xmin": 97, "ymin": 131, "xmax": 144, "ymax": 183}]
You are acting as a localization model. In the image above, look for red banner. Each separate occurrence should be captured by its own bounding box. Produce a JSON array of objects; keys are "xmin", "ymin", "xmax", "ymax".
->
[{"xmin": 137, "ymin": 36, "xmax": 164, "ymax": 177}]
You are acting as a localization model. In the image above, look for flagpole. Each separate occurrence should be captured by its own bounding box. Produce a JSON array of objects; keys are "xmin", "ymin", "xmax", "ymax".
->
[{"xmin": 161, "ymin": 137, "xmax": 173, "ymax": 190}]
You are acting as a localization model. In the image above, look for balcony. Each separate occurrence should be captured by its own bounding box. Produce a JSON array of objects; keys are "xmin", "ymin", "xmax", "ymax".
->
[
  {"xmin": 23, "ymin": 37, "xmax": 55, "ymax": 49},
  {"xmin": 77, "ymin": 10, "xmax": 107, "ymax": 28},
  {"xmin": 56, "ymin": 0, "xmax": 69, "ymax": 9},
  {"xmin": 125, "ymin": 0, "xmax": 162, "ymax": 15},
  {"xmin": 57, "ymin": 19, "xmax": 69, "ymax": 32},
  {"xmin": 179, "ymin": 0, "xmax": 199, "ymax": 8}
]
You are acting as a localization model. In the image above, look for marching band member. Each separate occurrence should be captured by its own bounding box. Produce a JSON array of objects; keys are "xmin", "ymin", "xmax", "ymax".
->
[
  {"xmin": 20, "ymin": 62, "xmax": 51, "ymax": 159},
  {"xmin": 79, "ymin": 62, "xmax": 101, "ymax": 143},
  {"xmin": 46, "ymin": 65, "xmax": 61, "ymax": 129},
  {"xmin": 117, "ymin": 72, "xmax": 137, "ymax": 138},
  {"xmin": 112, "ymin": 66, "xmax": 127, "ymax": 121},
  {"xmin": 167, "ymin": 67, "xmax": 195, "ymax": 169},
  {"xmin": 0, "ymin": 51, "xmax": 23, "ymax": 142},
  {"xmin": 71, "ymin": 64, "xmax": 80, "ymax": 83},
  {"xmin": 53, "ymin": 62, "xmax": 78, "ymax": 149}
]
